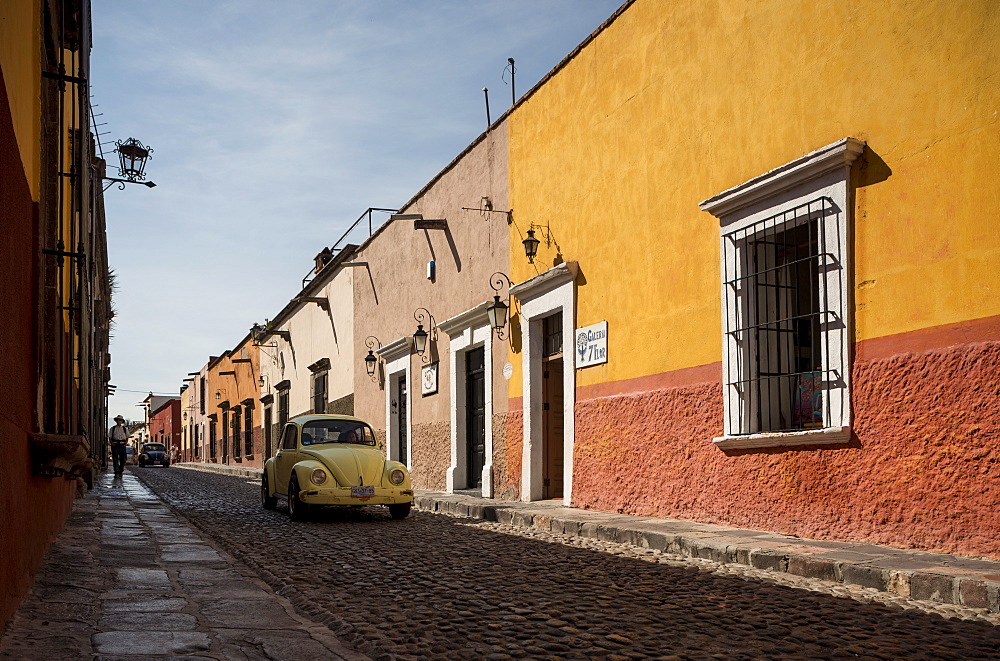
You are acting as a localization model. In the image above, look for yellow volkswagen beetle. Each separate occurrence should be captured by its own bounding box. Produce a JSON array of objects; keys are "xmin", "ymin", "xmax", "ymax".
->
[{"xmin": 261, "ymin": 414, "xmax": 413, "ymax": 521}]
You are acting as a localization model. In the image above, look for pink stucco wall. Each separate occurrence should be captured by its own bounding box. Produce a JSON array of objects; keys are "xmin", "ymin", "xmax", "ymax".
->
[
  {"xmin": 572, "ymin": 334, "xmax": 1000, "ymax": 559},
  {"xmin": 353, "ymin": 123, "xmax": 510, "ymax": 490}
]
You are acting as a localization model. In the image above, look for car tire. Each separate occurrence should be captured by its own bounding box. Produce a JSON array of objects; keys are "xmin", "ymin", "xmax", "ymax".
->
[
  {"xmin": 288, "ymin": 475, "xmax": 309, "ymax": 522},
  {"xmin": 388, "ymin": 503, "xmax": 411, "ymax": 520},
  {"xmin": 261, "ymin": 472, "xmax": 277, "ymax": 510},
  {"xmin": 138, "ymin": 460, "xmax": 145, "ymax": 467}
]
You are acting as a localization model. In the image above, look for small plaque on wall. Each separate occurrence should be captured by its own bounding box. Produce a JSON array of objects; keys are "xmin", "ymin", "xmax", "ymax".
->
[
  {"xmin": 575, "ymin": 321, "xmax": 608, "ymax": 368},
  {"xmin": 421, "ymin": 362, "xmax": 439, "ymax": 396}
]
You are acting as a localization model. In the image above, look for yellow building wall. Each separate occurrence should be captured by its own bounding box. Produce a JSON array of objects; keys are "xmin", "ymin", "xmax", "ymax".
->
[
  {"xmin": 0, "ymin": 0, "xmax": 41, "ymax": 200},
  {"xmin": 507, "ymin": 0, "xmax": 1000, "ymax": 395}
]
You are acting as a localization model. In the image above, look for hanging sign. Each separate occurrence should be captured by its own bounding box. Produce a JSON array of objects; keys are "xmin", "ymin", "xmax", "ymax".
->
[{"xmin": 575, "ymin": 321, "xmax": 608, "ymax": 368}]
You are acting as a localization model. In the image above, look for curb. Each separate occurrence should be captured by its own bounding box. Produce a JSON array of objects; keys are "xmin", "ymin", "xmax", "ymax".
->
[
  {"xmin": 175, "ymin": 462, "xmax": 263, "ymax": 480},
  {"xmin": 413, "ymin": 494, "xmax": 1000, "ymax": 615}
]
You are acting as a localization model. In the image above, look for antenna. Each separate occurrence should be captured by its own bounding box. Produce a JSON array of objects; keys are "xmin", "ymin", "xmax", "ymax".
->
[
  {"xmin": 483, "ymin": 87, "xmax": 491, "ymax": 128},
  {"xmin": 507, "ymin": 58, "xmax": 516, "ymax": 106}
]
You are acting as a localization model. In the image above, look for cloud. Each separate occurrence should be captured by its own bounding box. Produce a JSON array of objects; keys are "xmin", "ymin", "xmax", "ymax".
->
[{"xmin": 92, "ymin": 0, "xmax": 623, "ymax": 418}]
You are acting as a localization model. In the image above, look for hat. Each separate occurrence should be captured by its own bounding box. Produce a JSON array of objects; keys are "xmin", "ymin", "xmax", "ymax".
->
[{"xmin": 114, "ymin": 415, "xmax": 125, "ymax": 422}]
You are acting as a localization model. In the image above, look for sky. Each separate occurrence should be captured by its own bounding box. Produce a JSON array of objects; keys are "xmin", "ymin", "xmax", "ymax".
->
[{"xmin": 93, "ymin": 0, "xmax": 625, "ymax": 422}]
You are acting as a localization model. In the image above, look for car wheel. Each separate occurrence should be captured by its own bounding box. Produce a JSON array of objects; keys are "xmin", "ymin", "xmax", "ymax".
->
[
  {"xmin": 388, "ymin": 502, "xmax": 411, "ymax": 519},
  {"xmin": 261, "ymin": 472, "xmax": 277, "ymax": 510},
  {"xmin": 138, "ymin": 460, "xmax": 145, "ymax": 467},
  {"xmin": 288, "ymin": 475, "xmax": 309, "ymax": 522}
]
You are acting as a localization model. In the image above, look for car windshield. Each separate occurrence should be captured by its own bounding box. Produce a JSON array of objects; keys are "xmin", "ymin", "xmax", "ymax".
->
[
  {"xmin": 301, "ymin": 420, "xmax": 376, "ymax": 446},
  {"xmin": 125, "ymin": 447, "xmax": 135, "ymax": 455},
  {"xmin": 143, "ymin": 443, "xmax": 165, "ymax": 452}
]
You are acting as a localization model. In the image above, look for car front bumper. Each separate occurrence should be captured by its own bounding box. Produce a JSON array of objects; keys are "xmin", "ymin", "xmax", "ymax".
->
[{"xmin": 298, "ymin": 486, "xmax": 414, "ymax": 506}]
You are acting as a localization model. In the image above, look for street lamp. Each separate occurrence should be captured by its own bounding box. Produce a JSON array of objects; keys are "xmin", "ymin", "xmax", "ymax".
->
[
  {"xmin": 364, "ymin": 336, "xmax": 381, "ymax": 380},
  {"xmin": 104, "ymin": 137, "xmax": 156, "ymax": 189},
  {"xmin": 523, "ymin": 229, "xmax": 540, "ymax": 263},
  {"xmin": 486, "ymin": 272, "xmax": 513, "ymax": 339},
  {"xmin": 412, "ymin": 308, "xmax": 435, "ymax": 361}
]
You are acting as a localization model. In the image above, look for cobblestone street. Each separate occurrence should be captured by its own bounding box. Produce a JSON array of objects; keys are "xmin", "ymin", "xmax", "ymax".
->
[{"xmin": 125, "ymin": 467, "xmax": 999, "ymax": 660}]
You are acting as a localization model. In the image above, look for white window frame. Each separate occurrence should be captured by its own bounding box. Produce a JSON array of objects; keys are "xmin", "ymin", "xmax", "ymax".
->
[{"xmin": 700, "ymin": 138, "xmax": 864, "ymax": 450}]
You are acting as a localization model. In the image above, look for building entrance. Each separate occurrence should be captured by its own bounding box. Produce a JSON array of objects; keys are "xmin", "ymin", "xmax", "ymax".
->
[
  {"xmin": 541, "ymin": 312, "xmax": 564, "ymax": 499},
  {"xmin": 465, "ymin": 347, "xmax": 486, "ymax": 489},
  {"xmin": 396, "ymin": 376, "xmax": 408, "ymax": 466}
]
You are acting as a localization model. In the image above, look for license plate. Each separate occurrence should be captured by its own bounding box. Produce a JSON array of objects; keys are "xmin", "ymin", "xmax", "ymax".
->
[{"xmin": 351, "ymin": 486, "xmax": 375, "ymax": 498}]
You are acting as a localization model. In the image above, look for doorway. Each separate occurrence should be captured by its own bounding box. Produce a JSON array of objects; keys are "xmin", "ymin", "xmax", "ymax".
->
[
  {"xmin": 465, "ymin": 347, "xmax": 486, "ymax": 489},
  {"xmin": 396, "ymin": 375, "xmax": 408, "ymax": 466},
  {"xmin": 541, "ymin": 313, "xmax": 564, "ymax": 499},
  {"xmin": 263, "ymin": 406, "xmax": 273, "ymax": 459}
]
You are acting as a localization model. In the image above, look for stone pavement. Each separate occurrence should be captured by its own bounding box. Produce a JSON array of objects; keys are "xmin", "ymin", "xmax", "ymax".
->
[
  {"xmin": 180, "ymin": 461, "xmax": 1000, "ymax": 617},
  {"xmin": 0, "ymin": 471, "xmax": 367, "ymax": 661}
]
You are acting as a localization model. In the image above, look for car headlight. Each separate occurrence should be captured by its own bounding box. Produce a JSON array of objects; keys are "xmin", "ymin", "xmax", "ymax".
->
[
  {"xmin": 310, "ymin": 468, "xmax": 327, "ymax": 485},
  {"xmin": 389, "ymin": 469, "xmax": 405, "ymax": 485}
]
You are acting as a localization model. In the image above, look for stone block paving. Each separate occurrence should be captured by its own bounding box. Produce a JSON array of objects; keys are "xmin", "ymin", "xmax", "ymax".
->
[
  {"xmin": 0, "ymin": 471, "xmax": 366, "ymax": 661},
  {"xmin": 76, "ymin": 465, "xmax": 1000, "ymax": 660}
]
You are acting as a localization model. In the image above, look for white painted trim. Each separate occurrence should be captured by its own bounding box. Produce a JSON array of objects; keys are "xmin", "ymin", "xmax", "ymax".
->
[
  {"xmin": 714, "ymin": 426, "xmax": 851, "ymax": 450},
  {"xmin": 439, "ymin": 302, "xmax": 490, "ymax": 337},
  {"xmin": 510, "ymin": 262, "xmax": 579, "ymax": 300},
  {"xmin": 703, "ymin": 139, "xmax": 863, "ymax": 442},
  {"xmin": 445, "ymin": 322, "xmax": 495, "ymax": 496},
  {"xmin": 513, "ymin": 262, "xmax": 577, "ymax": 505},
  {"xmin": 377, "ymin": 336, "xmax": 412, "ymax": 362},
  {"xmin": 699, "ymin": 138, "xmax": 865, "ymax": 218},
  {"xmin": 383, "ymin": 346, "xmax": 411, "ymax": 466}
]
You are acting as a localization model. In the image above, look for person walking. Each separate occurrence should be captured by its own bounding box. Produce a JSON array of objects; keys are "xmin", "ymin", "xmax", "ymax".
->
[{"xmin": 109, "ymin": 415, "xmax": 129, "ymax": 477}]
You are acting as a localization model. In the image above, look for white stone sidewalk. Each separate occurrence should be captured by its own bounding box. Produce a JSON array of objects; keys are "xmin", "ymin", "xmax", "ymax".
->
[{"xmin": 0, "ymin": 470, "xmax": 367, "ymax": 660}]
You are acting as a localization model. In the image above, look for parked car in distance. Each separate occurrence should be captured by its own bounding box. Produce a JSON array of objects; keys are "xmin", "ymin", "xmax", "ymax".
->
[
  {"xmin": 125, "ymin": 445, "xmax": 137, "ymax": 465},
  {"xmin": 138, "ymin": 442, "xmax": 170, "ymax": 467},
  {"xmin": 262, "ymin": 414, "xmax": 414, "ymax": 521}
]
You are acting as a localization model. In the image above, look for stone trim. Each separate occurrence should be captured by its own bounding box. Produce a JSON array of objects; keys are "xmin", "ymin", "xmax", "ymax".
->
[
  {"xmin": 377, "ymin": 337, "xmax": 411, "ymax": 363},
  {"xmin": 438, "ymin": 302, "xmax": 490, "ymax": 337},
  {"xmin": 510, "ymin": 261, "xmax": 579, "ymax": 303},
  {"xmin": 699, "ymin": 138, "xmax": 865, "ymax": 218},
  {"xmin": 713, "ymin": 426, "xmax": 852, "ymax": 450}
]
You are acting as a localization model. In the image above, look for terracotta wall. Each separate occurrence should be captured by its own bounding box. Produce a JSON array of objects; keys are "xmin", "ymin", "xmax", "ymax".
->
[
  {"xmin": 205, "ymin": 338, "xmax": 263, "ymax": 468},
  {"xmin": 148, "ymin": 399, "xmax": 181, "ymax": 452},
  {"xmin": 571, "ymin": 330, "xmax": 1000, "ymax": 559}
]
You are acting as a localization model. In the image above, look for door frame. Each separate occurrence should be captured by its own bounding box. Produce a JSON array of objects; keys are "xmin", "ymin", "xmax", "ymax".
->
[
  {"xmin": 379, "ymin": 338, "xmax": 412, "ymax": 466},
  {"xmin": 439, "ymin": 305, "xmax": 496, "ymax": 496},
  {"xmin": 510, "ymin": 262, "xmax": 578, "ymax": 505}
]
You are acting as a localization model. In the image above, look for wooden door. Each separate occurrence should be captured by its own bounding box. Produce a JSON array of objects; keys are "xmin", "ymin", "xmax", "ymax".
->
[
  {"xmin": 397, "ymin": 376, "xmax": 408, "ymax": 466},
  {"xmin": 542, "ymin": 358, "xmax": 564, "ymax": 499},
  {"xmin": 465, "ymin": 347, "xmax": 486, "ymax": 489}
]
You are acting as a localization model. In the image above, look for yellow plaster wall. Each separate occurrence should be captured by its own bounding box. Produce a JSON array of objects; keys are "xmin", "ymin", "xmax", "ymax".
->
[
  {"xmin": 0, "ymin": 0, "xmax": 40, "ymax": 200},
  {"xmin": 508, "ymin": 0, "xmax": 1000, "ymax": 395}
]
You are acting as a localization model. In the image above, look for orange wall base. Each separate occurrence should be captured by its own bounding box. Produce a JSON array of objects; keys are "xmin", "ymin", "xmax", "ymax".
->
[{"xmin": 571, "ymin": 335, "xmax": 1000, "ymax": 560}]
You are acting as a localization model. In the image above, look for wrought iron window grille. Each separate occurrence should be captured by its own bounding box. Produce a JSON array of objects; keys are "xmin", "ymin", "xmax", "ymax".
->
[{"xmin": 721, "ymin": 196, "xmax": 838, "ymax": 435}]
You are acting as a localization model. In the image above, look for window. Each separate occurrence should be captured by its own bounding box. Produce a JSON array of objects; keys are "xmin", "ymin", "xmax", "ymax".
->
[
  {"xmin": 724, "ymin": 202, "xmax": 827, "ymax": 433},
  {"xmin": 199, "ymin": 377, "xmax": 206, "ymax": 415},
  {"xmin": 281, "ymin": 424, "xmax": 297, "ymax": 450},
  {"xmin": 543, "ymin": 313, "xmax": 563, "ymax": 358},
  {"xmin": 263, "ymin": 406, "xmax": 273, "ymax": 458},
  {"xmin": 278, "ymin": 391, "xmax": 289, "ymax": 426},
  {"xmin": 244, "ymin": 405, "xmax": 253, "ymax": 456},
  {"xmin": 700, "ymin": 138, "xmax": 863, "ymax": 449},
  {"xmin": 231, "ymin": 407, "xmax": 241, "ymax": 459},
  {"xmin": 301, "ymin": 420, "xmax": 376, "ymax": 446},
  {"xmin": 313, "ymin": 372, "xmax": 327, "ymax": 414},
  {"xmin": 222, "ymin": 409, "xmax": 230, "ymax": 460}
]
